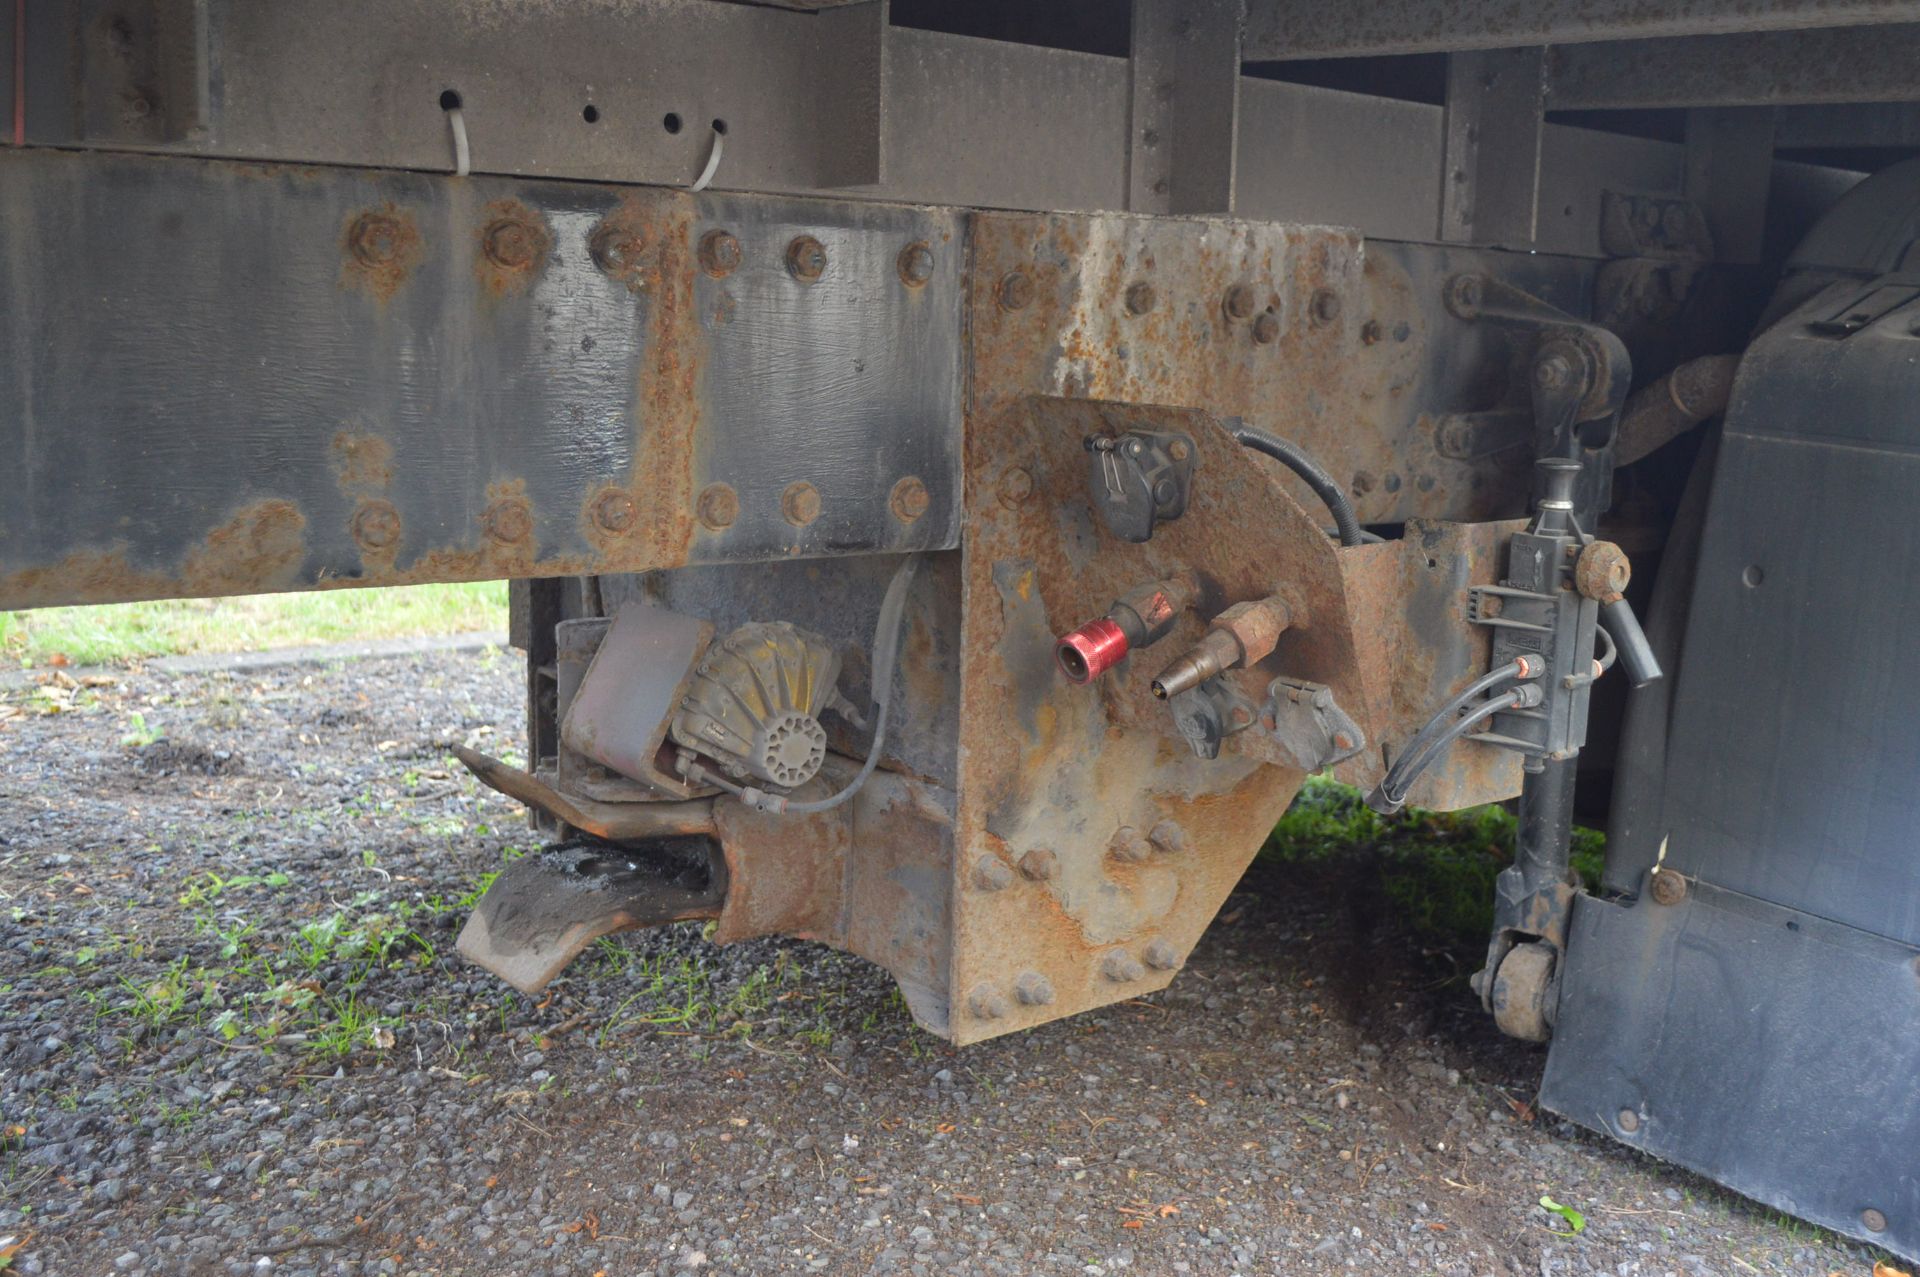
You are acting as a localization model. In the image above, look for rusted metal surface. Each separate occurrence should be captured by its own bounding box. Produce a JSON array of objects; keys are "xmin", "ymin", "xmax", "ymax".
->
[
  {"xmin": 0, "ymin": 148, "xmax": 962, "ymax": 609},
  {"xmin": 457, "ymin": 840, "xmax": 726, "ymax": 994},
  {"xmin": 453, "ymin": 745, "xmax": 717, "ymax": 841}
]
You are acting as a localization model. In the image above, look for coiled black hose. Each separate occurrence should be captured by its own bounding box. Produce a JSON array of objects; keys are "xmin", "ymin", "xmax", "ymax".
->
[{"xmin": 1230, "ymin": 423, "xmax": 1366, "ymax": 548}]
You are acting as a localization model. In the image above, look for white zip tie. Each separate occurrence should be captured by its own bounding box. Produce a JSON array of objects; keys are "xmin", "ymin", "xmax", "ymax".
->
[
  {"xmin": 447, "ymin": 107, "xmax": 470, "ymax": 177},
  {"xmin": 690, "ymin": 126, "xmax": 723, "ymax": 192}
]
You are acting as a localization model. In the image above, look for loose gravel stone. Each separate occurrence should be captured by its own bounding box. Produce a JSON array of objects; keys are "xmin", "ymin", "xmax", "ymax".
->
[{"xmin": 0, "ymin": 648, "xmax": 1894, "ymax": 1275}]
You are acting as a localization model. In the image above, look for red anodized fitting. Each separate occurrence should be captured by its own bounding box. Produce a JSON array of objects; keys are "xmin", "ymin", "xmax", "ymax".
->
[{"xmin": 1056, "ymin": 617, "xmax": 1131, "ymax": 684}]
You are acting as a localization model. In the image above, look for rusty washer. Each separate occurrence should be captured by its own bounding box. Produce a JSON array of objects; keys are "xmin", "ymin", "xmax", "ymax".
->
[
  {"xmin": 786, "ymin": 235, "xmax": 827, "ymax": 283},
  {"xmin": 699, "ymin": 229, "xmax": 742, "ymax": 278}
]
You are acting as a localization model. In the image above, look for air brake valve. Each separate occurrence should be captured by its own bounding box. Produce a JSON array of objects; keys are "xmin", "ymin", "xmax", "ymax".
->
[
  {"xmin": 1150, "ymin": 595, "xmax": 1293, "ymax": 701},
  {"xmin": 1055, "ymin": 574, "xmax": 1199, "ymax": 684}
]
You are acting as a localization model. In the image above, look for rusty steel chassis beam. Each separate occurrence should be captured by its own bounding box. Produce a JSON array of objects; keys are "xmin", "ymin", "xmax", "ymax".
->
[{"xmin": 1, "ymin": 136, "xmax": 1576, "ymax": 1042}]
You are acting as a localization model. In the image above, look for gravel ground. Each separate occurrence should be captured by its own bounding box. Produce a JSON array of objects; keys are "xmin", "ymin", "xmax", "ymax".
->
[{"xmin": 0, "ymin": 647, "xmax": 1887, "ymax": 1276}]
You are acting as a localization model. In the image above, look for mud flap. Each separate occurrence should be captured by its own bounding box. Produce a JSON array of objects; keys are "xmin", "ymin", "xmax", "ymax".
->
[{"xmin": 456, "ymin": 841, "xmax": 727, "ymax": 994}]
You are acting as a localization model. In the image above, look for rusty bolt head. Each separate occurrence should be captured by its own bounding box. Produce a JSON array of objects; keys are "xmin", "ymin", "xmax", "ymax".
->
[
  {"xmin": 1252, "ymin": 310, "xmax": 1281, "ymax": 345},
  {"xmin": 1575, "ymin": 540, "xmax": 1631, "ymax": 604},
  {"xmin": 1148, "ymin": 819, "xmax": 1188, "ymax": 855},
  {"xmin": 786, "ymin": 235, "xmax": 828, "ymax": 283},
  {"xmin": 897, "ymin": 241, "xmax": 935, "ymax": 287},
  {"xmin": 350, "ymin": 499, "xmax": 402, "ymax": 551},
  {"xmin": 1143, "ymin": 939, "xmax": 1181, "ymax": 971},
  {"xmin": 1223, "ymin": 283, "xmax": 1257, "ymax": 321},
  {"xmin": 1108, "ymin": 826, "xmax": 1152, "ymax": 864},
  {"xmin": 781, "ymin": 481, "xmax": 821, "ymax": 528},
  {"xmin": 973, "ymin": 856, "xmax": 1014, "ymax": 892},
  {"xmin": 1310, "ymin": 289, "xmax": 1343, "ymax": 325},
  {"xmin": 482, "ymin": 217, "xmax": 541, "ymax": 270},
  {"xmin": 348, "ymin": 213, "xmax": 406, "ymax": 267},
  {"xmin": 1125, "ymin": 282, "xmax": 1157, "ymax": 315},
  {"xmin": 698, "ymin": 229, "xmax": 742, "ymax": 278},
  {"xmin": 695, "ymin": 483, "xmax": 739, "ymax": 531},
  {"xmin": 1361, "ymin": 319, "xmax": 1384, "ymax": 345},
  {"xmin": 1616, "ymin": 1108, "xmax": 1642, "ymax": 1134},
  {"xmin": 997, "ymin": 271, "xmax": 1035, "ymax": 311},
  {"xmin": 1648, "ymin": 867, "xmax": 1687, "ymax": 906},
  {"xmin": 1014, "ymin": 972, "xmax": 1056, "ymax": 1006},
  {"xmin": 997, "ymin": 466, "xmax": 1035, "ymax": 509},
  {"xmin": 1447, "ymin": 274, "xmax": 1485, "ymax": 316},
  {"xmin": 590, "ymin": 489, "xmax": 637, "ymax": 534},
  {"xmin": 1101, "ymin": 951, "xmax": 1146, "ymax": 983},
  {"xmin": 1167, "ymin": 439, "xmax": 1190, "ymax": 462},
  {"xmin": 1018, "ymin": 848, "xmax": 1059, "ymax": 881},
  {"xmin": 968, "ymin": 984, "xmax": 1009, "ymax": 1020},
  {"xmin": 1863, "ymin": 1208, "xmax": 1889, "ymax": 1233},
  {"xmin": 588, "ymin": 222, "xmax": 646, "ymax": 277},
  {"xmin": 889, "ymin": 476, "xmax": 931, "ymax": 524},
  {"xmin": 482, "ymin": 498, "xmax": 533, "ymax": 545},
  {"xmin": 1535, "ymin": 353, "xmax": 1577, "ymax": 391}
]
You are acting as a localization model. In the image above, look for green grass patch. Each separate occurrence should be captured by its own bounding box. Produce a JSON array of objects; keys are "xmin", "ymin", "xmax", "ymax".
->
[
  {"xmin": 1264, "ymin": 777, "xmax": 1604, "ymax": 952},
  {"xmin": 0, "ymin": 580, "xmax": 507, "ymax": 668}
]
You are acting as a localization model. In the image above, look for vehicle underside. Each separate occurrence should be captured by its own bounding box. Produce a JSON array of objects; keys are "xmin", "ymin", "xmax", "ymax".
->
[{"xmin": 3, "ymin": 0, "xmax": 1918, "ymax": 1258}]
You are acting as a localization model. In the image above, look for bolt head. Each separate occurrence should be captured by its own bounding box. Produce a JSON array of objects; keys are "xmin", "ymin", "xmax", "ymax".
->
[
  {"xmin": 1361, "ymin": 320, "xmax": 1384, "ymax": 345},
  {"xmin": 1252, "ymin": 310, "xmax": 1281, "ymax": 345},
  {"xmin": 1014, "ymin": 972, "xmax": 1055, "ymax": 1006},
  {"xmin": 1616, "ymin": 1108, "xmax": 1641, "ymax": 1133},
  {"xmin": 998, "ymin": 271, "xmax": 1035, "ymax": 311},
  {"xmin": 1863, "ymin": 1207, "xmax": 1889, "ymax": 1233},
  {"xmin": 1310, "ymin": 289, "xmax": 1343, "ymax": 325},
  {"xmin": 482, "ymin": 218, "xmax": 541, "ymax": 270},
  {"xmin": 1648, "ymin": 867, "xmax": 1687, "ymax": 906},
  {"xmin": 348, "ymin": 213, "xmax": 406, "ymax": 266},
  {"xmin": 699, "ymin": 229, "xmax": 742, "ymax": 278},
  {"xmin": 1223, "ymin": 284, "xmax": 1256, "ymax": 320},
  {"xmin": 696, "ymin": 483, "xmax": 739, "ymax": 531},
  {"xmin": 1143, "ymin": 939, "xmax": 1181, "ymax": 971},
  {"xmin": 968, "ymin": 984, "xmax": 1009, "ymax": 1020},
  {"xmin": 889, "ymin": 476, "xmax": 931, "ymax": 524},
  {"xmin": 781, "ymin": 481, "xmax": 821, "ymax": 527},
  {"xmin": 786, "ymin": 236, "xmax": 828, "ymax": 283},
  {"xmin": 1108, "ymin": 826, "xmax": 1151, "ymax": 864},
  {"xmin": 482, "ymin": 498, "xmax": 533, "ymax": 545},
  {"xmin": 1125, "ymin": 282, "xmax": 1157, "ymax": 315},
  {"xmin": 1148, "ymin": 819, "xmax": 1187, "ymax": 855},
  {"xmin": 588, "ymin": 222, "xmax": 646, "ymax": 278},
  {"xmin": 972, "ymin": 857, "xmax": 1013, "ymax": 892},
  {"xmin": 897, "ymin": 242, "xmax": 935, "ymax": 287},
  {"xmin": 997, "ymin": 466, "xmax": 1035, "ymax": 508},
  {"xmin": 591, "ymin": 489, "xmax": 637, "ymax": 534},
  {"xmin": 1018, "ymin": 848, "xmax": 1059, "ymax": 881},
  {"xmin": 350, "ymin": 499, "xmax": 402, "ymax": 551},
  {"xmin": 1101, "ymin": 951, "xmax": 1146, "ymax": 983}
]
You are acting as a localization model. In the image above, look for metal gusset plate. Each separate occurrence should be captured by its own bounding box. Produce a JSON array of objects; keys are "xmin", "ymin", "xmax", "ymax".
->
[
  {"xmin": 0, "ymin": 148, "xmax": 962, "ymax": 608},
  {"xmin": 457, "ymin": 841, "xmax": 727, "ymax": 994}
]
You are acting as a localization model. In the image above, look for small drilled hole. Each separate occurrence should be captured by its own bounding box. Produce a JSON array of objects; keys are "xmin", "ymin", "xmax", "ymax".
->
[
  {"xmin": 1742, "ymin": 565, "xmax": 1765, "ymax": 588},
  {"xmin": 711, "ymin": 117, "xmax": 729, "ymax": 135},
  {"xmin": 582, "ymin": 104, "xmax": 600, "ymax": 123},
  {"xmin": 439, "ymin": 89, "xmax": 463, "ymax": 111},
  {"xmin": 663, "ymin": 112, "xmax": 683, "ymax": 134}
]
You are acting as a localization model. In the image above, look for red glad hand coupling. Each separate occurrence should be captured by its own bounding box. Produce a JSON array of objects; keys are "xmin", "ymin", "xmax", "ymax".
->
[
  {"xmin": 1054, "ymin": 573, "xmax": 1199, "ymax": 684},
  {"xmin": 1056, "ymin": 616, "xmax": 1132, "ymax": 683}
]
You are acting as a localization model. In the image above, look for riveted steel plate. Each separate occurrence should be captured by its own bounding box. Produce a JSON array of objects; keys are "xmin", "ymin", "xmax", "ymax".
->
[{"xmin": 0, "ymin": 148, "xmax": 962, "ymax": 608}]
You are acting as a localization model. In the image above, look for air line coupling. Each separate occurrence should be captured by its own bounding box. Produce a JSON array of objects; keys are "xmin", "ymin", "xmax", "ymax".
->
[
  {"xmin": 1055, "ymin": 574, "xmax": 1199, "ymax": 684},
  {"xmin": 1150, "ymin": 594, "xmax": 1294, "ymax": 700}
]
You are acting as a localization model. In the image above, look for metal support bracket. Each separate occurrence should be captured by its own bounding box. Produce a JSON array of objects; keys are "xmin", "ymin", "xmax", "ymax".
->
[{"xmin": 1128, "ymin": 0, "xmax": 1244, "ymax": 215}]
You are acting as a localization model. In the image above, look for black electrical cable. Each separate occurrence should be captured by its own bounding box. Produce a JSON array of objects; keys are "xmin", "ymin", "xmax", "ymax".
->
[
  {"xmin": 1230, "ymin": 423, "xmax": 1366, "ymax": 547},
  {"xmin": 1382, "ymin": 657, "xmax": 1533, "ymax": 790},
  {"xmin": 1367, "ymin": 689, "xmax": 1525, "ymax": 814}
]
